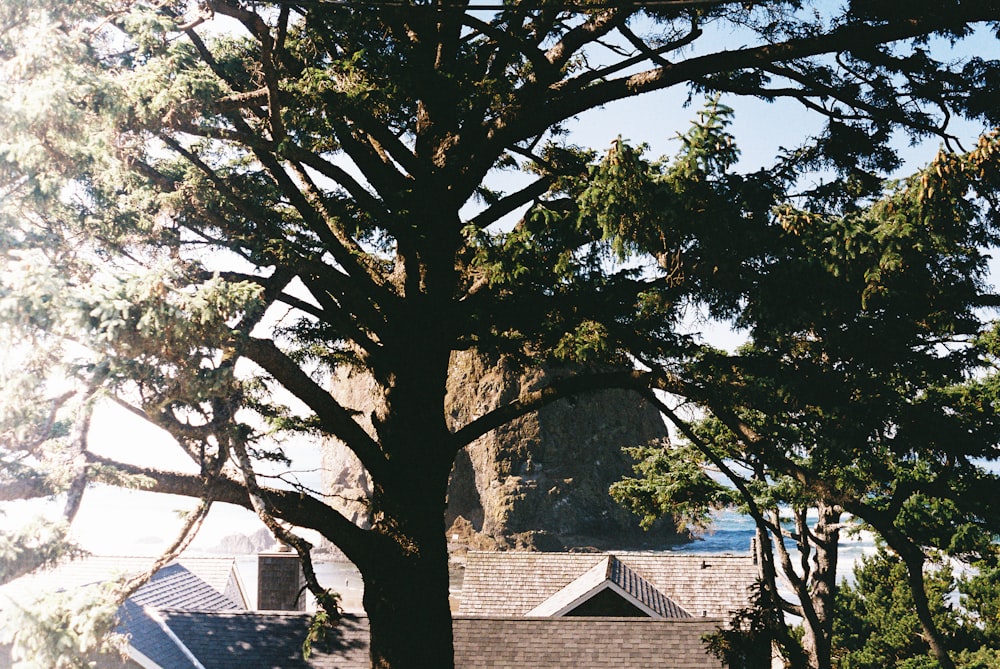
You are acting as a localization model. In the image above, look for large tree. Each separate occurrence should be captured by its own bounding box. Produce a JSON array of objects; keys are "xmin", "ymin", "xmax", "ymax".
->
[
  {"xmin": 3, "ymin": 2, "xmax": 1000, "ymax": 667},
  {"xmin": 612, "ymin": 136, "xmax": 1000, "ymax": 669}
]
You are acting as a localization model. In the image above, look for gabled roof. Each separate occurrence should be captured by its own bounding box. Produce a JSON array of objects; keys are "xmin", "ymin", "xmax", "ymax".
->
[
  {"xmin": 0, "ymin": 556, "xmax": 248, "ymax": 610},
  {"xmin": 525, "ymin": 554, "xmax": 690, "ymax": 618},
  {"xmin": 118, "ymin": 600, "xmax": 201, "ymax": 669},
  {"xmin": 118, "ymin": 563, "xmax": 246, "ymax": 669},
  {"xmin": 459, "ymin": 551, "xmax": 759, "ymax": 618},
  {"xmin": 1, "ymin": 556, "xmax": 250, "ymax": 669},
  {"xmin": 130, "ymin": 562, "xmax": 244, "ymax": 611}
]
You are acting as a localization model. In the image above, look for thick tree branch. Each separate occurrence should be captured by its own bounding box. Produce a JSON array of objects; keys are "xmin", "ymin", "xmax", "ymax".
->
[
  {"xmin": 841, "ymin": 498, "xmax": 958, "ymax": 669},
  {"xmin": 461, "ymin": 13, "xmax": 551, "ymax": 79},
  {"xmin": 240, "ymin": 337, "xmax": 387, "ymax": 480},
  {"xmin": 246, "ymin": 138, "xmax": 391, "ymax": 294},
  {"xmin": 282, "ymin": 143, "xmax": 391, "ymax": 218},
  {"xmin": 297, "ymin": 274, "xmax": 385, "ymax": 364},
  {"xmin": 504, "ymin": 9, "xmax": 1000, "ymax": 148},
  {"xmin": 542, "ymin": 8, "xmax": 631, "ymax": 79},
  {"xmin": 0, "ymin": 472, "xmax": 58, "ymax": 501},
  {"xmin": 566, "ymin": 19, "xmax": 702, "ymax": 90},
  {"xmin": 83, "ymin": 453, "xmax": 373, "ymax": 563},
  {"xmin": 230, "ymin": 435, "xmax": 341, "ymax": 616},
  {"xmin": 465, "ymin": 174, "xmax": 552, "ymax": 232}
]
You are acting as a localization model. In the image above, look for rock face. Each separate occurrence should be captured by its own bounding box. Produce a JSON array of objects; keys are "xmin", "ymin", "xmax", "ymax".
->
[
  {"xmin": 207, "ymin": 527, "xmax": 276, "ymax": 555},
  {"xmin": 321, "ymin": 352, "xmax": 676, "ymax": 550}
]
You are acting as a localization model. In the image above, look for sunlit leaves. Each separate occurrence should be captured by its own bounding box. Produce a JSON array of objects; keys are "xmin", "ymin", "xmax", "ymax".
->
[
  {"xmin": 124, "ymin": 40, "xmax": 228, "ymax": 130},
  {"xmin": 610, "ymin": 440, "xmax": 737, "ymax": 532},
  {"xmin": 2, "ymin": 580, "xmax": 125, "ymax": 669},
  {"xmin": 467, "ymin": 98, "xmax": 764, "ymax": 366},
  {"xmin": 0, "ymin": 520, "xmax": 80, "ymax": 586}
]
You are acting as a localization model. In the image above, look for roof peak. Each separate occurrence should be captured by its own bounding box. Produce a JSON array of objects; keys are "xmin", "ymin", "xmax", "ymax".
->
[{"xmin": 525, "ymin": 554, "xmax": 690, "ymax": 619}]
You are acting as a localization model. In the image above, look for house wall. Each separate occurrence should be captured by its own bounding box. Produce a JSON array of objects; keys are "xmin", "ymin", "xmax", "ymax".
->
[{"xmin": 563, "ymin": 589, "xmax": 650, "ymax": 617}]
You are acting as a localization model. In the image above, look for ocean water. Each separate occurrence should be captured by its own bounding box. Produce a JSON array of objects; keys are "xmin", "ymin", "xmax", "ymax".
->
[
  {"xmin": 671, "ymin": 509, "xmax": 759, "ymax": 554},
  {"xmin": 679, "ymin": 509, "xmax": 877, "ymax": 582}
]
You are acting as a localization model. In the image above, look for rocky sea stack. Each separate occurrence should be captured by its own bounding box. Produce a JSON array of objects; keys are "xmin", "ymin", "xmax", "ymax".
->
[{"xmin": 322, "ymin": 352, "xmax": 678, "ymax": 551}]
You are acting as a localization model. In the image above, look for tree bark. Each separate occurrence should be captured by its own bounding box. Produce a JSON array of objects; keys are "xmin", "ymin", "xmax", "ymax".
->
[
  {"xmin": 798, "ymin": 502, "xmax": 840, "ymax": 669},
  {"xmin": 898, "ymin": 544, "xmax": 957, "ymax": 669},
  {"xmin": 358, "ymin": 425, "xmax": 457, "ymax": 669},
  {"xmin": 356, "ymin": 294, "xmax": 458, "ymax": 669},
  {"xmin": 360, "ymin": 502, "xmax": 455, "ymax": 669}
]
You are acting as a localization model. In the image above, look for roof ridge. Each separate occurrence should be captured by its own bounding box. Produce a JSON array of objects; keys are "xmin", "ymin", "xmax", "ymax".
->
[
  {"xmin": 603, "ymin": 555, "xmax": 615, "ymax": 580},
  {"xmin": 144, "ymin": 605, "xmax": 207, "ymax": 669},
  {"xmin": 606, "ymin": 558, "xmax": 691, "ymax": 618}
]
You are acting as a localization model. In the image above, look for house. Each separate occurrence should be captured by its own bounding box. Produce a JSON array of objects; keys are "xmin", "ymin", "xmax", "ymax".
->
[
  {"xmin": 0, "ymin": 555, "xmax": 250, "ymax": 612},
  {"xmin": 131, "ymin": 551, "xmax": 757, "ymax": 668},
  {"xmin": 130, "ymin": 610, "xmax": 728, "ymax": 669},
  {"xmin": 2, "ymin": 550, "xmax": 759, "ymax": 668},
  {"xmin": 0, "ymin": 555, "xmax": 250, "ymax": 669}
]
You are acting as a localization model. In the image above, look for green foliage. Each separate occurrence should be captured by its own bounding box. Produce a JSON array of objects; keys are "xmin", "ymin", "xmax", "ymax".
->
[
  {"xmin": 2, "ymin": 1, "xmax": 1000, "ymax": 667},
  {"xmin": 958, "ymin": 560, "xmax": 1000, "ymax": 648},
  {"xmin": 302, "ymin": 595, "xmax": 343, "ymax": 661},
  {"xmin": 612, "ymin": 130, "xmax": 1000, "ymax": 669},
  {"xmin": 832, "ymin": 547, "xmax": 1000, "ymax": 669},
  {"xmin": 469, "ymin": 97, "xmax": 774, "ymax": 366},
  {"xmin": 2, "ymin": 581, "xmax": 126, "ymax": 669},
  {"xmin": 610, "ymin": 440, "xmax": 737, "ymax": 532},
  {"xmin": 0, "ymin": 520, "xmax": 80, "ymax": 586}
]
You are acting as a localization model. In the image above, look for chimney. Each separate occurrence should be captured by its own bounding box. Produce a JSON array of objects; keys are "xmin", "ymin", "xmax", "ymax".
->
[{"xmin": 257, "ymin": 543, "xmax": 306, "ymax": 611}]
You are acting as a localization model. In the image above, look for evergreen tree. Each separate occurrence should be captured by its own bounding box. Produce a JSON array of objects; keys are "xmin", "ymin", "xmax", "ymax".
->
[
  {"xmin": 612, "ymin": 134, "xmax": 1000, "ymax": 669},
  {"xmin": 3, "ymin": 2, "xmax": 1000, "ymax": 667},
  {"xmin": 833, "ymin": 547, "xmax": 1000, "ymax": 669}
]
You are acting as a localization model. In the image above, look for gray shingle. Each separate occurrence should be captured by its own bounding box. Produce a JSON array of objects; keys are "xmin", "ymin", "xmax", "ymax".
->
[
  {"xmin": 130, "ymin": 562, "xmax": 244, "ymax": 611},
  {"xmin": 154, "ymin": 612, "xmax": 726, "ymax": 669},
  {"xmin": 118, "ymin": 563, "xmax": 246, "ymax": 669},
  {"xmin": 0, "ymin": 555, "xmax": 248, "ymax": 610},
  {"xmin": 158, "ymin": 610, "xmax": 370, "ymax": 669},
  {"xmin": 460, "ymin": 551, "xmax": 758, "ymax": 619},
  {"xmin": 117, "ymin": 600, "xmax": 199, "ymax": 669},
  {"xmin": 453, "ymin": 617, "xmax": 726, "ymax": 669}
]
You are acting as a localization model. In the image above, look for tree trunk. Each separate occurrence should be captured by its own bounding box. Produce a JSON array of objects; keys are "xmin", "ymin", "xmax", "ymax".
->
[
  {"xmin": 798, "ymin": 502, "xmax": 840, "ymax": 669},
  {"xmin": 357, "ymin": 437, "xmax": 456, "ymax": 669},
  {"xmin": 358, "ymin": 325, "xmax": 458, "ymax": 669},
  {"xmin": 871, "ymin": 520, "xmax": 957, "ymax": 669},
  {"xmin": 899, "ymin": 546, "xmax": 956, "ymax": 669},
  {"xmin": 360, "ymin": 514, "xmax": 454, "ymax": 669}
]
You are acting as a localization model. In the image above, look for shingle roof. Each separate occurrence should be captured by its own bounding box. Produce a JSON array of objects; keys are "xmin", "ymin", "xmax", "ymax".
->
[
  {"xmin": 118, "ymin": 600, "xmax": 200, "ymax": 669},
  {"xmin": 130, "ymin": 562, "xmax": 244, "ymax": 611},
  {"xmin": 460, "ymin": 551, "xmax": 759, "ymax": 619},
  {"xmin": 525, "ymin": 554, "xmax": 691, "ymax": 618},
  {"xmin": 1, "ymin": 556, "xmax": 250, "ymax": 669},
  {"xmin": 157, "ymin": 610, "xmax": 370, "ymax": 669},
  {"xmin": 453, "ymin": 616, "xmax": 725, "ymax": 669},
  {"xmin": 0, "ymin": 555, "xmax": 247, "ymax": 609},
  {"xmin": 116, "ymin": 563, "xmax": 246, "ymax": 669},
  {"xmin": 153, "ymin": 612, "xmax": 726, "ymax": 669}
]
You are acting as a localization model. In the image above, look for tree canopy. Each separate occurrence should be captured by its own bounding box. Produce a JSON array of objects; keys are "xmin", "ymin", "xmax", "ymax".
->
[
  {"xmin": 834, "ymin": 546, "xmax": 1000, "ymax": 669},
  {"xmin": 2, "ymin": 1, "xmax": 1000, "ymax": 667},
  {"xmin": 612, "ymin": 130, "xmax": 1000, "ymax": 669}
]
